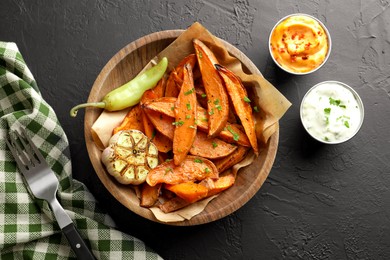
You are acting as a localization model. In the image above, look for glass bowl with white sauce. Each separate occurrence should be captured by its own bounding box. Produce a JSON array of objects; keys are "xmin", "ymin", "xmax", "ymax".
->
[{"xmin": 300, "ymin": 81, "xmax": 364, "ymax": 144}]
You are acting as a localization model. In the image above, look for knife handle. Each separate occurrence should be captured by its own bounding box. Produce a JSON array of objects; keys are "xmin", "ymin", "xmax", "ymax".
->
[{"xmin": 62, "ymin": 223, "xmax": 95, "ymax": 260}]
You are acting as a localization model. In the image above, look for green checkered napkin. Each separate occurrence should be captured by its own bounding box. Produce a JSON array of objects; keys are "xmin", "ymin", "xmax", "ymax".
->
[{"xmin": 0, "ymin": 42, "xmax": 162, "ymax": 260}]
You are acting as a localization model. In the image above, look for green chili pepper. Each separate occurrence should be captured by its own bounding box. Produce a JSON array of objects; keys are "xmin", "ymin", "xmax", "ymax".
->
[{"xmin": 70, "ymin": 57, "xmax": 168, "ymax": 117}]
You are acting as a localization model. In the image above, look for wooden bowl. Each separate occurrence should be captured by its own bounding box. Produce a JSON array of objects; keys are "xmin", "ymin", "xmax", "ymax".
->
[{"xmin": 84, "ymin": 30, "xmax": 279, "ymax": 226}]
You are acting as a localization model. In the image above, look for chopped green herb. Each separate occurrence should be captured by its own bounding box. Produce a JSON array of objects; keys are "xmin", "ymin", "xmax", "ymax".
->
[
  {"xmin": 165, "ymin": 167, "xmax": 173, "ymax": 173},
  {"xmin": 243, "ymin": 96, "xmax": 251, "ymax": 103},
  {"xmin": 184, "ymin": 88, "xmax": 195, "ymax": 95},
  {"xmin": 339, "ymin": 105, "xmax": 346, "ymax": 108},
  {"xmin": 329, "ymin": 97, "xmax": 341, "ymax": 106},
  {"xmin": 324, "ymin": 108, "xmax": 331, "ymax": 115},
  {"xmin": 194, "ymin": 158, "xmax": 203, "ymax": 163},
  {"xmin": 185, "ymin": 115, "xmax": 191, "ymax": 119},
  {"xmin": 216, "ymin": 105, "xmax": 222, "ymax": 111},
  {"xmin": 204, "ymin": 167, "xmax": 211, "ymax": 173},
  {"xmin": 172, "ymin": 120, "xmax": 184, "ymax": 126},
  {"xmin": 198, "ymin": 52, "xmax": 203, "ymax": 59},
  {"xmin": 201, "ymin": 93, "xmax": 207, "ymax": 98},
  {"xmin": 186, "ymin": 103, "xmax": 191, "ymax": 110},
  {"xmin": 213, "ymin": 99, "xmax": 220, "ymax": 105},
  {"xmin": 344, "ymin": 121, "xmax": 350, "ymax": 128},
  {"xmin": 165, "ymin": 159, "xmax": 172, "ymax": 162},
  {"xmin": 227, "ymin": 126, "xmax": 240, "ymax": 141},
  {"xmin": 189, "ymin": 125, "xmax": 196, "ymax": 129},
  {"xmin": 201, "ymin": 117, "xmax": 208, "ymax": 122},
  {"xmin": 253, "ymin": 106, "xmax": 259, "ymax": 113},
  {"xmin": 212, "ymin": 141, "xmax": 218, "ymax": 148},
  {"xmin": 324, "ymin": 136, "xmax": 329, "ymax": 141},
  {"xmin": 171, "ymin": 106, "xmax": 175, "ymax": 111},
  {"xmin": 209, "ymin": 108, "xmax": 214, "ymax": 115}
]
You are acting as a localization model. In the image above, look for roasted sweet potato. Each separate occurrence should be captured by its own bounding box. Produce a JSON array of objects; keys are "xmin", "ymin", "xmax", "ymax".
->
[
  {"xmin": 190, "ymin": 131, "xmax": 237, "ymax": 159},
  {"xmin": 165, "ymin": 70, "xmax": 180, "ymax": 97},
  {"xmin": 206, "ymin": 171, "xmax": 236, "ymax": 197},
  {"xmin": 164, "ymin": 54, "xmax": 197, "ymax": 97},
  {"xmin": 142, "ymin": 97, "xmax": 251, "ymax": 147},
  {"xmin": 173, "ymin": 63, "xmax": 197, "ymax": 165},
  {"xmin": 153, "ymin": 77, "xmax": 166, "ymax": 98},
  {"xmin": 159, "ymin": 196, "xmax": 190, "ymax": 213},
  {"xmin": 217, "ymin": 124, "xmax": 251, "ymax": 147},
  {"xmin": 140, "ymin": 90, "xmax": 172, "ymax": 152},
  {"xmin": 112, "ymin": 105, "xmax": 144, "ymax": 135},
  {"xmin": 173, "ymin": 54, "xmax": 197, "ymax": 86},
  {"xmin": 141, "ymin": 97, "xmax": 176, "ymax": 117},
  {"xmin": 143, "ymin": 109, "xmax": 175, "ymax": 140},
  {"xmin": 146, "ymin": 155, "xmax": 218, "ymax": 186},
  {"xmin": 213, "ymin": 145, "xmax": 250, "ymax": 173},
  {"xmin": 193, "ymin": 39, "xmax": 229, "ymax": 137},
  {"xmin": 216, "ymin": 64, "xmax": 259, "ymax": 155},
  {"xmin": 140, "ymin": 183, "xmax": 161, "ymax": 207},
  {"xmin": 165, "ymin": 182, "xmax": 209, "ymax": 203}
]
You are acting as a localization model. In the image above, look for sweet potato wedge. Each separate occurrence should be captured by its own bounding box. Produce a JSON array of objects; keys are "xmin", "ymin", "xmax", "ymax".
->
[
  {"xmin": 193, "ymin": 39, "xmax": 229, "ymax": 137},
  {"xmin": 153, "ymin": 77, "xmax": 166, "ymax": 98},
  {"xmin": 173, "ymin": 63, "xmax": 197, "ymax": 165},
  {"xmin": 164, "ymin": 54, "xmax": 197, "ymax": 97},
  {"xmin": 216, "ymin": 64, "xmax": 259, "ymax": 155},
  {"xmin": 112, "ymin": 105, "xmax": 144, "ymax": 135},
  {"xmin": 206, "ymin": 171, "xmax": 236, "ymax": 197},
  {"xmin": 159, "ymin": 196, "xmax": 191, "ymax": 213},
  {"xmin": 140, "ymin": 90, "xmax": 172, "ymax": 152},
  {"xmin": 146, "ymin": 155, "xmax": 218, "ymax": 186},
  {"xmin": 143, "ymin": 109, "xmax": 175, "ymax": 140},
  {"xmin": 165, "ymin": 182, "xmax": 209, "ymax": 203},
  {"xmin": 140, "ymin": 183, "xmax": 161, "ymax": 207},
  {"xmin": 213, "ymin": 145, "xmax": 250, "ymax": 173},
  {"xmin": 151, "ymin": 132, "xmax": 173, "ymax": 153},
  {"xmin": 141, "ymin": 97, "xmax": 176, "ymax": 117},
  {"xmin": 173, "ymin": 54, "xmax": 197, "ymax": 86},
  {"xmin": 165, "ymin": 70, "xmax": 180, "ymax": 97},
  {"xmin": 190, "ymin": 131, "xmax": 237, "ymax": 159}
]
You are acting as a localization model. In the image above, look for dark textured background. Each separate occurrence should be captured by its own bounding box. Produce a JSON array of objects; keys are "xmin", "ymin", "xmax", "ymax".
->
[{"xmin": 1, "ymin": 0, "xmax": 390, "ymax": 259}]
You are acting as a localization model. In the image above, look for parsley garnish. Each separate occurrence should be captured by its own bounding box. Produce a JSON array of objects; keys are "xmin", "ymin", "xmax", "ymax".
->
[
  {"xmin": 227, "ymin": 126, "xmax": 240, "ymax": 141},
  {"xmin": 243, "ymin": 96, "xmax": 251, "ymax": 103},
  {"xmin": 172, "ymin": 121, "xmax": 184, "ymax": 126},
  {"xmin": 184, "ymin": 88, "xmax": 195, "ymax": 95},
  {"xmin": 194, "ymin": 158, "xmax": 203, "ymax": 163}
]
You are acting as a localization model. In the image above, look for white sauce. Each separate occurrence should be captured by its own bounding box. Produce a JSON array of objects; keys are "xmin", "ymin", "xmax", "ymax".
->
[{"xmin": 301, "ymin": 81, "xmax": 363, "ymax": 143}]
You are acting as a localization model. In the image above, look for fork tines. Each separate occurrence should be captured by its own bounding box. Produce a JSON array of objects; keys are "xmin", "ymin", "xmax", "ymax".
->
[{"xmin": 6, "ymin": 129, "xmax": 43, "ymax": 171}]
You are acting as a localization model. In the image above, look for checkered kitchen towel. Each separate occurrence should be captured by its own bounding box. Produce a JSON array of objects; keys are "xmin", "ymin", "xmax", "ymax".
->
[{"xmin": 0, "ymin": 42, "xmax": 162, "ymax": 259}]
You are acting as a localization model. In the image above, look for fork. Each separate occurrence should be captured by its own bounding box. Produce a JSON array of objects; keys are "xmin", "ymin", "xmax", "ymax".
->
[{"xmin": 6, "ymin": 128, "xmax": 95, "ymax": 260}]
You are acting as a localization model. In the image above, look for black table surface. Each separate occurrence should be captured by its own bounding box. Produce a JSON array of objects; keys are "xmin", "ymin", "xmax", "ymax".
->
[{"xmin": 2, "ymin": 0, "xmax": 390, "ymax": 259}]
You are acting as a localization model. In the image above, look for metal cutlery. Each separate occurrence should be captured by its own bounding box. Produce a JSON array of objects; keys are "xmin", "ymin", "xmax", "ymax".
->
[{"xmin": 5, "ymin": 128, "xmax": 95, "ymax": 260}]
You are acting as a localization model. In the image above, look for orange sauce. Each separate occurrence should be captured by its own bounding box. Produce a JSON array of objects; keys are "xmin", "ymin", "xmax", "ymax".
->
[{"xmin": 270, "ymin": 15, "xmax": 329, "ymax": 73}]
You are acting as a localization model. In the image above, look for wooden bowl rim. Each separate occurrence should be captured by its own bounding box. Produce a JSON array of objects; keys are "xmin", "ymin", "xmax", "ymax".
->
[{"xmin": 84, "ymin": 29, "xmax": 279, "ymax": 226}]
